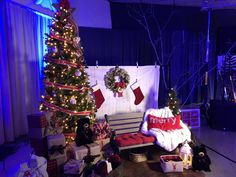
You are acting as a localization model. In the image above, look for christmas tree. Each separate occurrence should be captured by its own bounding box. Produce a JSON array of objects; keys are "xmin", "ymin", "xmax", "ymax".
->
[
  {"xmin": 166, "ymin": 88, "xmax": 180, "ymax": 116},
  {"xmin": 39, "ymin": 0, "xmax": 96, "ymax": 139}
]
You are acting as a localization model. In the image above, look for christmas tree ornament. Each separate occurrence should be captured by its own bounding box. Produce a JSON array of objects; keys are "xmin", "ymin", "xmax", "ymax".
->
[
  {"xmin": 52, "ymin": 46, "xmax": 58, "ymax": 53},
  {"xmin": 70, "ymin": 96, "xmax": 76, "ymax": 105},
  {"xmin": 92, "ymin": 85, "xmax": 105, "ymax": 109},
  {"xmin": 130, "ymin": 81, "xmax": 144, "ymax": 105},
  {"xmin": 75, "ymin": 69, "xmax": 81, "ymax": 77},
  {"xmin": 64, "ymin": 23, "xmax": 72, "ymax": 30},
  {"xmin": 73, "ymin": 37, "xmax": 80, "ymax": 47}
]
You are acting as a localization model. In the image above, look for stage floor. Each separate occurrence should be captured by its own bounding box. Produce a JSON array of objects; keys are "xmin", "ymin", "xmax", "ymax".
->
[{"xmin": 0, "ymin": 120, "xmax": 236, "ymax": 177}]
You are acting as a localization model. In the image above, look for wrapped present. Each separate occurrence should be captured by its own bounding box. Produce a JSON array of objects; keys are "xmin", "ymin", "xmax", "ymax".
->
[
  {"xmin": 45, "ymin": 126, "xmax": 63, "ymax": 137},
  {"xmin": 47, "ymin": 159, "xmax": 58, "ymax": 177},
  {"xmin": 27, "ymin": 113, "xmax": 48, "ymax": 128},
  {"xmin": 16, "ymin": 155, "xmax": 48, "ymax": 177},
  {"xmin": 71, "ymin": 144, "xmax": 88, "ymax": 160},
  {"xmin": 93, "ymin": 121, "xmax": 112, "ymax": 140},
  {"xmin": 64, "ymin": 159, "xmax": 85, "ymax": 175},
  {"xmin": 56, "ymin": 155, "xmax": 67, "ymax": 166},
  {"xmin": 94, "ymin": 138, "xmax": 110, "ymax": 151},
  {"xmin": 44, "ymin": 112, "xmax": 63, "ymax": 136},
  {"xmin": 87, "ymin": 143, "xmax": 101, "ymax": 156},
  {"xmin": 30, "ymin": 138, "xmax": 48, "ymax": 158},
  {"xmin": 47, "ymin": 134, "xmax": 67, "ymax": 165},
  {"xmin": 71, "ymin": 142, "xmax": 101, "ymax": 160},
  {"xmin": 160, "ymin": 155, "xmax": 183, "ymax": 173}
]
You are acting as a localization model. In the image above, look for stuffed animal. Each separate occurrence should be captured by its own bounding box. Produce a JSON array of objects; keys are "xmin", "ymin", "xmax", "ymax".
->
[
  {"xmin": 75, "ymin": 117, "xmax": 93, "ymax": 146},
  {"xmin": 192, "ymin": 144, "xmax": 211, "ymax": 172}
]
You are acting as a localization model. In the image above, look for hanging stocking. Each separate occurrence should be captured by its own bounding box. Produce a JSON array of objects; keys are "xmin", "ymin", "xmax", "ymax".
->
[
  {"xmin": 92, "ymin": 85, "xmax": 105, "ymax": 109},
  {"xmin": 131, "ymin": 81, "xmax": 144, "ymax": 105}
]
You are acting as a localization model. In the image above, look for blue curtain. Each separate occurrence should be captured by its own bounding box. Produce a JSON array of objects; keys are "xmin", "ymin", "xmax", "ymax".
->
[
  {"xmin": 0, "ymin": 1, "xmax": 51, "ymax": 144},
  {"xmin": 36, "ymin": 12, "xmax": 52, "ymax": 93}
]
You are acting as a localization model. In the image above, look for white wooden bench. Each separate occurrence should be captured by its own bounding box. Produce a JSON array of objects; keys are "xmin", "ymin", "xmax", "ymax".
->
[{"xmin": 106, "ymin": 112, "xmax": 155, "ymax": 151}]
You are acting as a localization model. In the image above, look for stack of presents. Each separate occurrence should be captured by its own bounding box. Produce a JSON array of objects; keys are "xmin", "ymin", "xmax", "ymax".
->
[
  {"xmin": 26, "ymin": 112, "xmax": 121, "ymax": 177},
  {"xmin": 24, "ymin": 110, "xmax": 211, "ymax": 176}
]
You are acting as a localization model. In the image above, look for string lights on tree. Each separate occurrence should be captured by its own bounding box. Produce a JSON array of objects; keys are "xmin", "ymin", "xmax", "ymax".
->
[
  {"xmin": 167, "ymin": 88, "xmax": 180, "ymax": 116},
  {"xmin": 39, "ymin": 0, "xmax": 96, "ymax": 142}
]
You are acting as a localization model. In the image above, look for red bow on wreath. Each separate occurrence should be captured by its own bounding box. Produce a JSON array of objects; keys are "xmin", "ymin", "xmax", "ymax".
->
[
  {"xmin": 115, "ymin": 82, "xmax": 125, "ymax": 88},
  {"xmin": 115, "ymin": 82, "xmax": 126, "ymax": 97}
]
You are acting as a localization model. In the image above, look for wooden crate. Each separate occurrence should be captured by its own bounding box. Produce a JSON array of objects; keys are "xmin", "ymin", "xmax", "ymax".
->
[{"xmin": 180, "ymin": 109, "xmax": 200, "ymax": 128}]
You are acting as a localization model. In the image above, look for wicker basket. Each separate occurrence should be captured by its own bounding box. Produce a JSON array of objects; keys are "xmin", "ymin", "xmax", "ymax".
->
[{"xmin": 129, "ymin": 149, "xmax": 147, "ymax": 163}]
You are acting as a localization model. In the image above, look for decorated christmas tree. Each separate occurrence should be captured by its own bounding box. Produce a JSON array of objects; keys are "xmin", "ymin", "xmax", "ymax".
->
[
  {"xmin": 39, "ymin": 0, "xmax": 96, "ymax": 139},
  {"xmin": 166, "ymin": 88, "xmax": 180, "ymax": 116}
]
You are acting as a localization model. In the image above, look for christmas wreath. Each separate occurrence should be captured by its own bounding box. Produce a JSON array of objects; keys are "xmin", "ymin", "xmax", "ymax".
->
[{"xmin": 104, "ymin": 66, "xmax": 130, "ymax": 97}]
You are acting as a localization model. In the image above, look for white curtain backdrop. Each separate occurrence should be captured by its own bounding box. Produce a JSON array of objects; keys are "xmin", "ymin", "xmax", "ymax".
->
[
  {"xmin": 0, "ymin": 2, "xmax": 50, "ymax": 144},
  {"xmin": 86, "ymin": 65, "xmax": 160, "ymax": 118}
]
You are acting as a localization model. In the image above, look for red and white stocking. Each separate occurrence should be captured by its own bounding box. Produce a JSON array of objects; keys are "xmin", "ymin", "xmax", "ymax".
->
[
  {"xmin": 92, "ymin": 85, "xmax": 105, "ymax": 109},
  {"xmin": 131, "ymin": 82, "xmax": 144, "ymax": 105}
]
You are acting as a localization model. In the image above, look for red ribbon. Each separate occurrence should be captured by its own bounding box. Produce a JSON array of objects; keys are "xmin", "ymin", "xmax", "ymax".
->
[
  {"xmin": 45, "ymin": 56, "xmax": 80, "ymax": 68},
  {"xmin": 60, "ymin": 0, "xmax": 70, "ymax": 9},
  {"xmin": 42, "ymin": 101, "xmax": 91, "ymax": 116},
  {"xmin": 68, "ymin": 18, "xmax": 79, "ymax": 34},
  {"xmin": 51, "ymin": 34, "xmax": 68, "ymax": 42},
  {"xmin": 49, "ymin": 35, "xmax": 83, "ymax": 58},
  {"xmin": 117, "ymin": 92, "xmax": 123, "ymax": 97},
  {"xmin": 43, "ymin": 80, "xmax": 89, "ymax": 92}
]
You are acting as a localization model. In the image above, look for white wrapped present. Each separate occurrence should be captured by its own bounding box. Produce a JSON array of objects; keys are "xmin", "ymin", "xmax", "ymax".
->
[
  {"xmin": 16, "ymin": 155, "xmax": 48, "ymax": 177},
  {"xmin": 87, "ymin": 143, "xmax": 101, "ymax": 155},
  {"xmin": 64, "ymin": 159, "xmax": 85, "ymax": 175},
  {"xmin": 160, "ymin": 155, "xmax": 183, "ymax": 173},
  {"xmin": 47, "ymin": 134, "xmax": 67, "ymax": 165},
  {"xmin": 94, "ymin": 138, "xmax": 110, "ymax": 151},
  {"xmin": 71, "ymin": 142, "xmax": 101, "ymax": 160}
]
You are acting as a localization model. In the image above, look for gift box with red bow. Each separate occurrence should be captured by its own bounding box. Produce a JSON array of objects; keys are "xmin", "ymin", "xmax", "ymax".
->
[{"xmin": 93, "ymin": 121, "xmax": 112, "ymax": 141}]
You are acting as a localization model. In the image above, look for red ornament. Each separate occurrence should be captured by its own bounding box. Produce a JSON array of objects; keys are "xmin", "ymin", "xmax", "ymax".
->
[{"xmin": 59, "ymin": 0, "xmax": 70, "ymax": 9}]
